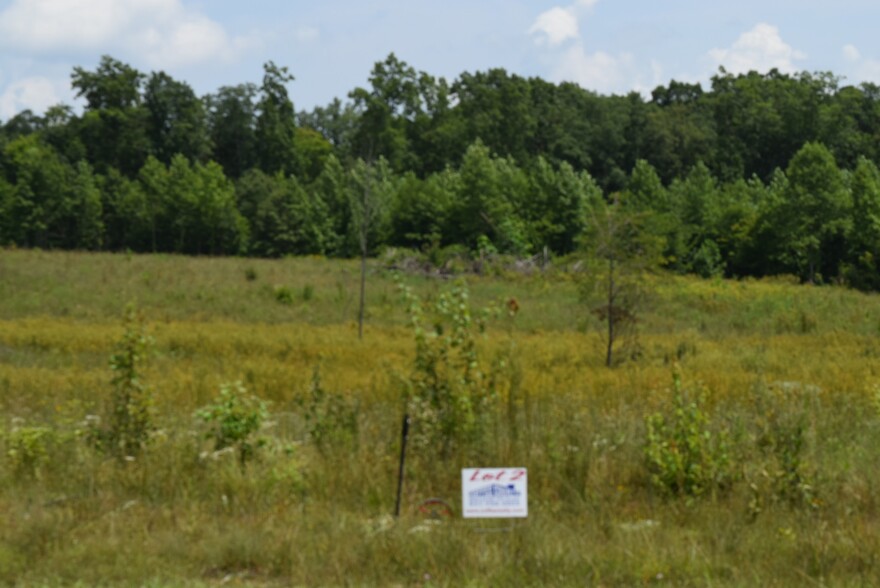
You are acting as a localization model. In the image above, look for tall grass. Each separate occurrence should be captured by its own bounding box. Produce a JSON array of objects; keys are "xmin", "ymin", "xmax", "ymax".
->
[{"xmin": 2, "ymin": 249, "xmax": 880, "ymax": 585}]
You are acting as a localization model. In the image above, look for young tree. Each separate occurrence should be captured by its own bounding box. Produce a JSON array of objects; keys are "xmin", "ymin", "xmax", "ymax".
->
[
  {"xmin": 581, "ymin": 199, "xmax": 663, "ymax": 367},
  {"xmin": 349, "ymin": 158, "xmax": 391, "ymax": 339}
]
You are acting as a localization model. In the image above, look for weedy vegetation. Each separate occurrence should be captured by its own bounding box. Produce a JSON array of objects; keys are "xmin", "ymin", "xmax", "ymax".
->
[{"xmin": 1, "ymin": 248, "xmax": 880, "ymax": 586}]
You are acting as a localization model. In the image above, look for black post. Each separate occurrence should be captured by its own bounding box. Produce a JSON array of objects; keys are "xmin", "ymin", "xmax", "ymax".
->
[{"xmin": 394, "ymin": 413, "xmax": 410, "ymax": 517}]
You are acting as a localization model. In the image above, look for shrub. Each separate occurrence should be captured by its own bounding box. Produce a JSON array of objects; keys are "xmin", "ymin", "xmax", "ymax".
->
[
  {"xmin": 644, "ymin": 369, "xmax": 732, "ymax": 498},
  {"xmin": 398, "ymin": 278, "xmax": 499, "ymax": 456},
  {"xmin": 299, "ymin": 367, "xmax": 359, "ymax": 453},
  {"xmin": 87, "ymin": 304, "xmax": 155, "ymax": 458},
  {"xmin": 274, "ymin": 285, "xmax": 294, "ymax": 305},
  {"xmin": 196, "ymin": 381, "xmax": 269, "ymax": 467},
  {"xmin": 3, "ymin": 422, "xmax": 56, "ymax": 478}
]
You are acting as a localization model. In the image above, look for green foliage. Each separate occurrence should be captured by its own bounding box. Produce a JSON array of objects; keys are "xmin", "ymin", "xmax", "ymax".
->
[
  {"xmin": 398, "ymin": 278, "xmax": 498, "ymax": 455},
  {"xmin": 196, "ymin": 381, "xmax": 269, "ymax": 467},
  {"xmin": 581, "ymin": 200, "xmax": 664, "ymax": 366},
  {"xmin": 88, "ymin": 304, "xmax": 155, "ymax": 458},
  {"xmin": 780, "ymin": 142, "xmax": 851, "ymax": 282},
  {"xmin": 645, "ymin": 369, "xmax": 732, "ymax": 498},
  {"xmin": 273, "ymin": 285, "xmax": 294, "ymax": 305},
  {"xmin": 3, "ymin": 422, "xmax": 57, "ymax": 478},
  {"xmin": 752, "ymin": 383, "xmax": 818, "ymax": 507},
  {"xmin": 299, "ymin": 367, "xmax": 359, "ymax": 453},
  {"xmin": 255, "ymin": 62, "xmax": 298, "ymax": 176},
  {"xmin": 9, "ymin": 54, "xmax": 880, "ymax": 294}
]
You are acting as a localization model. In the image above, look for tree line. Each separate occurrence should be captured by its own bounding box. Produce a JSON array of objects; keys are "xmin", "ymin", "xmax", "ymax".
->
[{"xmin": 2, "ymin": 54, "xmax": 880, "ymax": 287}]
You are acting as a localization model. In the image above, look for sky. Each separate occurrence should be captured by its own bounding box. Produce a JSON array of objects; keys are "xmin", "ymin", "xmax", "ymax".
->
[{"xmin": 1, "ymin": 0, "xmax": 879, "ymax": 120}]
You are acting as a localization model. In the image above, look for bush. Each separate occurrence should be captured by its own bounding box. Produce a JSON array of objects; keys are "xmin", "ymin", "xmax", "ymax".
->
[
  {"xmin": 398, "ymin": 278, "xmax": 499, "ymax": 456},
  {"xmin": 87, "ymin": 304, "xmax": 155, "ymax": 458},
  {"xmin": 274, "ymin": 285, "xmax": 294, "ymax": 305},
  {"xmin": 196, "ymin": 381, "xmax": 269, "ymax": 467},
  {"xmin": 3, "ymin": 422, "xmax": 57, "ymax": 478},
  {"xmin": 644, "ymin": 369, "xmax": 732, "ymax": 498},
  {"xmin": 299, "ymin": 367, "xmax": 359, "ymax": 453}
]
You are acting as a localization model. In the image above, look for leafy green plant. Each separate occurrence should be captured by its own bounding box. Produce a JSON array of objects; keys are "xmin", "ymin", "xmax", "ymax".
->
[
  {"xmin": 644, "ymin": 369, "xmax": 732, "ymax": 498},
  {"xmin": 753, "ymin": 384, "xmax": 817, "ymax": 507},
  {"xmin": 274, "ymin": 285, "xmax": 294, "ymax": 305},
  {"xmin": 299, "ymin": 367, "xmax": 359, "ymax": 453},
  {"xmin": 196, "ymin": 381, "xmax": 269, "ymax": 467},
  {"xmin": 88, "ymin": 304, "xmax": 155, "ymax": 458},
  {"xmin": 3, "ymin": 422, "xmax": 56, "ymax": 478},
  {"xmin": 301, "ymin": 284, "xmax": 315, "ymax": 301},
  {"xmin": 398, "ymin": 277, "xmax": 499, "ymax": 456}
]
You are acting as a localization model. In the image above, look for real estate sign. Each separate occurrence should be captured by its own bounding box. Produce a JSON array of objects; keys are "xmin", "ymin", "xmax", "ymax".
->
[{"xmin": 461, "ymin": 468, "xmax": 528, "ymax": 518}]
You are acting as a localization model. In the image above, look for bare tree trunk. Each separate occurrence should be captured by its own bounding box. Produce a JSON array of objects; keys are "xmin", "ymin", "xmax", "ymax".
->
[
  {"xmin": 358, "ymin": 244, "xmax": 366, "ymax": 340},
  {"xmin": 357, "ymin": 177, "xmax": 370, "ymax": 341},
  {"xmin": 606, "ymin": 255, "xmax": 614, "ymax": 368}
]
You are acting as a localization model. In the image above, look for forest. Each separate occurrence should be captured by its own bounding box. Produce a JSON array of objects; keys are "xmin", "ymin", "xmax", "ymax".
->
[{"xmin": 2, "ymin": 54, "xmax": 880, "ymax": 287}]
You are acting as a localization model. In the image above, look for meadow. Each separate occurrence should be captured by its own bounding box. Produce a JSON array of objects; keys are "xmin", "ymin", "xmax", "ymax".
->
[{"xmin": 2, "ymin": 248, "xmax": 880, "ymax": 586}]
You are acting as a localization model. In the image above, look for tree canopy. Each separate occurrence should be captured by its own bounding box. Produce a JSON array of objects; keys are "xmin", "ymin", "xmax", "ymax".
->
[{"xmin": 3, "ymin": 54, "xmax": 880, "ymax": 289}]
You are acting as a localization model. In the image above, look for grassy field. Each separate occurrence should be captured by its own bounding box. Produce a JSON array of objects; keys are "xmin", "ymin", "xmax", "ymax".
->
[{"xmin": 2, "ymin": 248, "xmax": 880, "ymax": 586}]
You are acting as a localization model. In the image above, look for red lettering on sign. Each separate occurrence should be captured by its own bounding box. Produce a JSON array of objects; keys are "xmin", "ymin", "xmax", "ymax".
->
[{"xmin": 510, "ymin": 470, "xmax": 526, "ymax": 481}]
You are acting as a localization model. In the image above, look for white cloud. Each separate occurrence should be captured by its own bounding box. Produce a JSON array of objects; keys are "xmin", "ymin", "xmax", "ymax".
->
[
  {"xmin": 843, "ymin": 44, "xmax": 861, "ymax": 62},
  {"xmin": 839, "ymin": 44, "xmax": 880, "ymax": 85},
  {"xmin": 552, "ymin": 45, "xmax": 640, "ymax": 94},
  {"xmin": 0, "ymin": 77, "xmax": 63, "ymax": 119},
  {"xmin": 0, "ymin": 0, "xmax": 253, "ymax": 68},
  {"xmin": 528, "ymin": 0, "xmax": 599, "ymax": 47},
  {"xmin": 550, "ymin": 47, "xmax": 662, "ymax": 95},
  {"xmin": 708, "ymin": 23, "xmax": 805, "ymax": 74},
  {"xmin": 529, "ymin": 6, "xmax": 579, "ymax": 47},
  {"xmin": 530, "ymin": 0, "xmax": 654, "ymax": 94}
]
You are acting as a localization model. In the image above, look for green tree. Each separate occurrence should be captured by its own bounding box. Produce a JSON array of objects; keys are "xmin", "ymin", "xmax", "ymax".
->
[
  {"xmin": 206, "ymin": 84, "xmax": 258, "ymax": 179},
  {"xmin": 100, "ymin": 167, "xmax": 150, "ymax": 251},
  {"xmin": 525, "ymin": 157, "xmax": 601, "ymax": 254},
  {"xmin": 581, "ymin": 199, "xmax": 663, "ymax": 367},
  {"xmin": 388, "ymin": 170, "xmax": 454, "ymax": 250},
  {"xmin": 349, "ymin": 53, "xmax": 421, "ymax": 170},
  {"xmin": 349, "ymin": 158, "xmax": 392, "ymax": 339},
  {"xmin": 782, "ymin": 142, "xmax": 851, "ymax": 282},
  {"xmin": 238, "ymin": 170, "xmax": 329, "ymax": 257},
  {"xmin": 72, "ymin": 56, "xmax": 150, "ymax": 176},
  {"xmin": 313, "ymin": 154, "xmax": 354, "ymax": 256},
  {"xmin": 137, "ymin": 155, "xmax": 170, "ymax": 252},
  {"xmin": 71, "ymin": 161, "xmax": 104, "ymax": 250},
  {"xmin": 447, "ymin": 140, "xmax": 527, "ymax": 253},
  {"xmin": 845, "ymin": 157, "xmax": 880, "ymax": 289},
  {"xmin": 255, "ymin": 62, "xmax": 297, "ymax": 176},
  {"xmin": 144, "ymin": 71, "xmax": 211, "ymax": 164},
  {"xmin": 2, "ymin": 135, "xmax": 74, "ymax": 248}
]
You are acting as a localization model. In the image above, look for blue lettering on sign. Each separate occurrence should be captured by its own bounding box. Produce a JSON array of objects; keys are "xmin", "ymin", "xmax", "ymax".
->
[{"xmin": 468, "ymin": 484, "xmax": 522, "ymax": 507}]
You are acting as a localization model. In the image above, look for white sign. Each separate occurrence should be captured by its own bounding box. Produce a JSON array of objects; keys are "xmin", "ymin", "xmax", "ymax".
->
[{"xmin": 461, "ymin": 468, "xmax": 528, "ymax": 518}]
